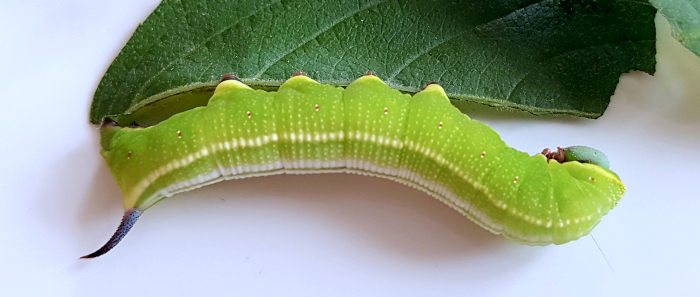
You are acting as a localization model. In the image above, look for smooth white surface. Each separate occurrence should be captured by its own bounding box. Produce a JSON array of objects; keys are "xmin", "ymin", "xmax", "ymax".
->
[{"xmin": 1, "ymin": 1, "xmax": 699, "ymax": 296}]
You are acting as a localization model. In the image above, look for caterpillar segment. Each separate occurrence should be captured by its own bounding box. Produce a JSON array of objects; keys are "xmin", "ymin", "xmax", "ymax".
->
[{"xmin": 83, "ymin": 74, "xmax": 625, "ymax": 258}]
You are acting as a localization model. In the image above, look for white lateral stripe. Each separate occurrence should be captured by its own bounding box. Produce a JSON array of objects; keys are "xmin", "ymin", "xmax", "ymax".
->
[
  {"xmin": 130, "ymin": 131, "xmax": 455, "ymax": 206},
  {"xmin": 128, "ymin": 131, "xmax": 554, "ymax": 231}
]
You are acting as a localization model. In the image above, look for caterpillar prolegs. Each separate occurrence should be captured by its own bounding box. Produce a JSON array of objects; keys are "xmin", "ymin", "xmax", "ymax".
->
[{"xmin": 83, "ymin": 73, "xmax": 625, "ymax": 258}]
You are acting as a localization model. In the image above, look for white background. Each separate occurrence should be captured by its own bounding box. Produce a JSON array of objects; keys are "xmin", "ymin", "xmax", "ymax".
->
[{"xmin": 1, "ymin": 1, "xmax": 699, "ymax": 296}]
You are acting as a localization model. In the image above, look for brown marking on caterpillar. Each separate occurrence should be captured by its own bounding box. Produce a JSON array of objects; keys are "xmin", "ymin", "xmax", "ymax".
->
[
  {"xmin": 423, "ymin": 81, "xmax": 438, "ymax": 90},
  {"xmin": 364, "ymin": 71, "xmax": 376, "ymax": 76},
  {"xmin": 100, "ymin": 118, "xmax": 118, "ymax": 128},
  {"xmin": 292, "ymin": 71, "xmax": 307, "ymax": 77},
  {"xmin": 220, "ymin": 73, "xmax": 241, "ymax": 82},
  {"xmin": 101, "ymin": 117, "xmax": 147, "ymax": 129},
  {"xmin": 541, "ymin": 147, "xmax": 566, "ymax": 163}
]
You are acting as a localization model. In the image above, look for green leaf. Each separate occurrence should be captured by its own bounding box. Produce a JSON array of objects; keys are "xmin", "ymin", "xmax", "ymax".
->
[
  {"xmin": 90, "ymin": 0, "xmax": 657, "ymax": 125},
  {"xmin": 650, "ymin": 0, "xmax": 700, "ymax": 58}
]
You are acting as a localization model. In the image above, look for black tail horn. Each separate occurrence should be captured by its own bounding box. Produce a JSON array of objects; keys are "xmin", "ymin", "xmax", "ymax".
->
[{"xmin": 80, "ymin": 209, "xmax": 142, "ymax": 259}]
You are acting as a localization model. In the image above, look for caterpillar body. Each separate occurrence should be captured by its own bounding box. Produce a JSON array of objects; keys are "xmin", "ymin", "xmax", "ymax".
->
[{"xmin": 83, "ymin": 73, "xmax": 625, "ymax": 258}]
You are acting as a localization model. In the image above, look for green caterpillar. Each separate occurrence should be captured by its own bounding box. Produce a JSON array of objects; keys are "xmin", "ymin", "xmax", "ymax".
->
[{"xmin": 83, "ymin": 73, "xmax": 625, "ymax": 258}]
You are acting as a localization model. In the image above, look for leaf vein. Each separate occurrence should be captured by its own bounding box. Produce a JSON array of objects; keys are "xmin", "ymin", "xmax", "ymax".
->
[
  {"xmin": 252, "ymin": 0, "xmax": 388, "ymax": 79},
  {"xmin": 130, "ymin": 0, "xmax": 282, "ymax": 105},
  {"xmin": 385, "ymin": 30, "xmax": 469, "ymax": 81},
  {"xmin": 505, "ymin": 39, "xmax": 655, "ymax": 101}
]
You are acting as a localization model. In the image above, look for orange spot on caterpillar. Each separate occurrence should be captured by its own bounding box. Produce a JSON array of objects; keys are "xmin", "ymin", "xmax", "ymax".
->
[
  {"xmin": 127, "ymin": 151, "xmax": 131, "ymax": 160},
  {"xmin": 438, "ymin": 122, "xmax": 443, "ymax": 129},
  {"xmin": 384, "ymin": 107, "xmax": 388, "ymax": 114},
  {"xmin": 514, "ymin": 176, "xmax": 519, "ymax": 183},
  {"xmin": 315, "ymin": 104, "xmax": 319, "ymax": 111},
  {"xmin": 589, "ymin": 177, "xmax": 596, "ymax": 182},
  {"xmin": 481, "ymin": 151, "xmax": 486, "ymax": 158},
  {"xmin": 246, "ymin": 111, "xmax": 252, "ymax": 118},
  {"xmin": 177, "ymin": 131, "xmax": 182, "ymax": 138}
]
